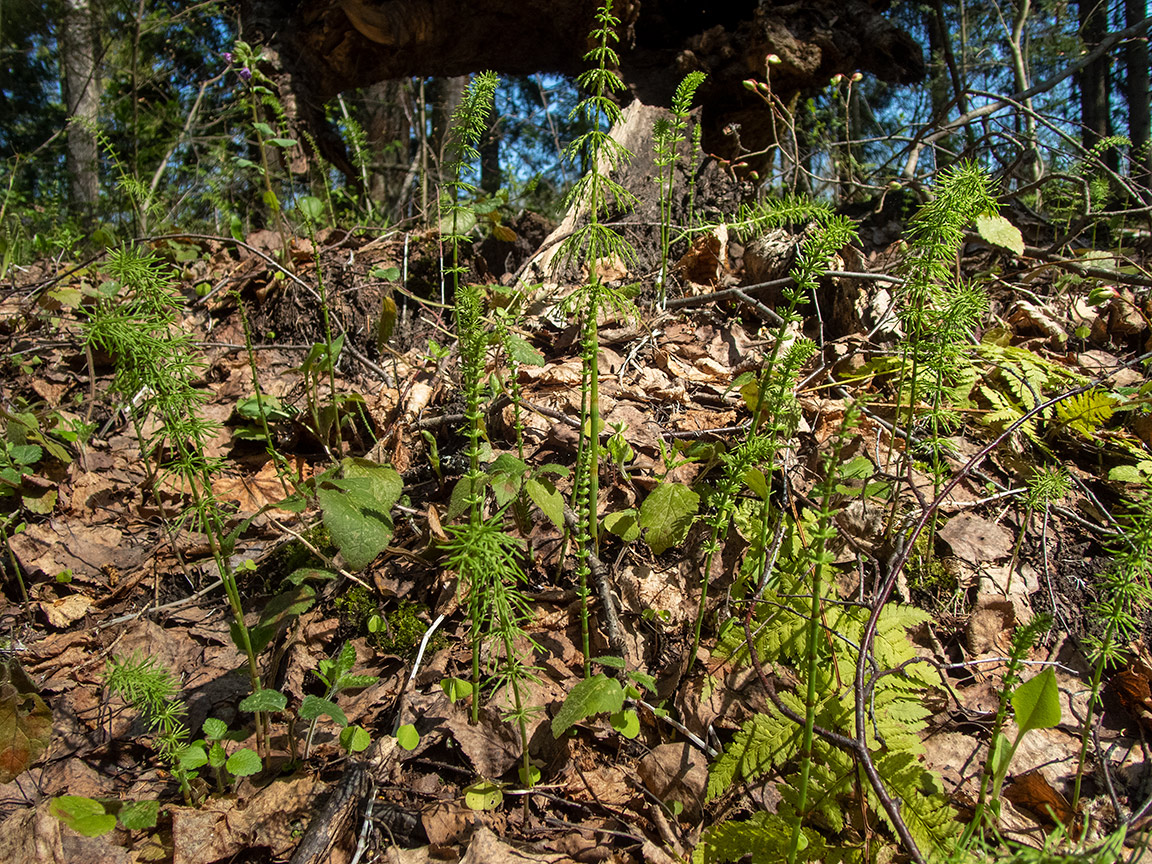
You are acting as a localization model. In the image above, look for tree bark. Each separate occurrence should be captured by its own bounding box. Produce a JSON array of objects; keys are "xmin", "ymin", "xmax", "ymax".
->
[
  {"xmin": 430, "ymin": 75, "xmax": 468, "ymax": 184},
  {"xmin": 240, "ymin": 0, "xmax": 923, "ymax": 183},
  {"xmin": 1125, "ymin": 0, "xmax": 1151, "ymax": 190},
  {"xmin": 60, "ymin": 0, "xmax": 101, "ymax": 220},
  {"xmin": 355, "ymin": 79, "xmax": 413, "ymax": 214},
  {"xmin": 1077, "ymin": 0, "xmax": 1117, "ymax": 172}
]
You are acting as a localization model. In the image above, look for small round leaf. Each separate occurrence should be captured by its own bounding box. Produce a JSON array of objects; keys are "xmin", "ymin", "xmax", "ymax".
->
[
  {"xmin": 463, "ymin": 780, "xmax": 503, "ymax": 811},
  {"xmin": 225, "ymin": 748, "xmax": 262, "ymax": 777},
  {"xmin": 396, "ymin": 723, "xmax": 420, "ymax": 751}
]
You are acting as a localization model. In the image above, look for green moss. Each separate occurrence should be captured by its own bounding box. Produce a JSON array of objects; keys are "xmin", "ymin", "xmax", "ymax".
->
[
  {"xmin": 335, "ymin": 590, "xmax": 447, "ymax": 658},
  {"xmin": 905, "ymin": 531, "xmax": 959, "ymax": 601},
  {"xmin": 258, "ymin": 523, "xmax": 333, "ymax": 588},
  {"xmin": 334, "ymin": 584, "xmax": 376, "ymax": 620}
]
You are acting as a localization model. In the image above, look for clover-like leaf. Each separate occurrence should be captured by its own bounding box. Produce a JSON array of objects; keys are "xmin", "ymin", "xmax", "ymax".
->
[
  {"xmin": 610, "ymin": 709, "xmax": 640, "ymax": 739},
  {"xmin": 463, "ymin": 779, "xmax": 503, "ymax": 811},
  {"xmin": 340, "ymin": 725, "xmax": 371, "ymax": 753},
  {"xmin": 441, "ymin": 677, "xmax": 474, "ymax": 703},
  {"xmin": 396, "ymin": 723, "xmax": 420, "ymax": 751}
]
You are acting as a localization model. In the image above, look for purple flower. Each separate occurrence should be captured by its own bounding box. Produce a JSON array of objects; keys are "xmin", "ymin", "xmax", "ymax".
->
[
  {"xmin": 222, "ymin": 51, "xmax": 233, "ymax": 64},
  {"xmin": 239, "ymin": 67, "xmax": 252, "ymax": 82}
]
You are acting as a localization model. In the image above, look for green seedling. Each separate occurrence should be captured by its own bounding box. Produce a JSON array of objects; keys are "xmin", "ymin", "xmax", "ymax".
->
[
  {"xmin": 302, "ymin": 642, "xmax": 379, "ymax": 759},
  {"xmin": 178, "ymin": 717, "xmax": 262, "ymax": 793}
]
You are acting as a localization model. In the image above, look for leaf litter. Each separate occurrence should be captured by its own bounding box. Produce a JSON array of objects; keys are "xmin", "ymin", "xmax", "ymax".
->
[{"xmin": 0, "ymin": 211, "xmax": 1150, "ymax": 864}]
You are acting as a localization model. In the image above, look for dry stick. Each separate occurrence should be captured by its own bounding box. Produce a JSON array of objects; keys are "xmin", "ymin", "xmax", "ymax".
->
[
  {"xmin": 666, "ymin": 271, "xmax": 905, "ymax": 311},
  {"xmin": 901, "ymin": 14, "xmax": 1152, "ymax": 179},
  {"xmin": 562, "ymin": 504, "xmax": 628, "ymax": 665},
  {"xmin": 1018, "ymin": 242, "xmax": 1152, "ymax": 288}
]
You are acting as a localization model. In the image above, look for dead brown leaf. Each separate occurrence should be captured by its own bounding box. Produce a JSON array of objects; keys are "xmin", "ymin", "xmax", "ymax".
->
[
  {"xmin": 1003, "ymin": 770, "xmax": 1075, "ymax": 827},
  {"xmin": 211, "ymin": 461, "xmax": 292, "ymax": 512},
  {"xmin": 966, "ymin": 594, "xmax": 1016, "ymax": 655},
  {"xmin": 0, "ymin": 658, "xmax": 53, "ymax": 783},
  {"xmin": 421, "ymin": 801, "xmax": 474, "ymax": 847},
  {"xmin": 38, "ymin": 594, "xmax": 93, "ymax": 629},
  {"xmin": 171, "ymin": 774, "xmax": 319, "ymax": 864},
  {"xmin": 939, "ymin": 514, "xmax": 1014, "ymax": 565},
  {"xmin": 0, "ymin": 800, "xmax": 132, "ymax": 864},
  {"xmin": 460, "ymin": 825, "xmax": 568, "ymax": 863},
  {"xmin": 677, "ymin": 227, "xmax": 728, "ymax": 285},
  {"xmin": 636, "ymin": 742, "xmax": 708, "ymax": 820},
  {"xmin": 9, "ymin": 521, "xmax": 148, "ymax": 584}
]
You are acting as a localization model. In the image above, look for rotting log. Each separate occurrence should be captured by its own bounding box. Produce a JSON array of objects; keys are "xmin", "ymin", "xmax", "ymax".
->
[{"xmin": 240, "ymin": 0, "xmax": 924, "ymax": 180}]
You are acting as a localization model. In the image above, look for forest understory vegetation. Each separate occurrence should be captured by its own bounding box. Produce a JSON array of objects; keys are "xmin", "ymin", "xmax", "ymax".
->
[{"xmin": 4, "ymin": 1, "xmax": 1152, "ymax": 863}]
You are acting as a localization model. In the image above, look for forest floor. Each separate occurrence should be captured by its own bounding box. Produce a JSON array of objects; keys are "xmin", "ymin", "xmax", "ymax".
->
[{"xmin": 2, "ymin": 198, "xmax": 1152, "ymax": 864}]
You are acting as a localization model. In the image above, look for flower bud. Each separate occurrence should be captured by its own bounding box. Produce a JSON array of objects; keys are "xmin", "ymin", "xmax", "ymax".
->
[
  {"xmin": 742, "ymin": 78, "xmax": 758, "ymax": 91},
  {"xmin": 830, "ymin": 74, "xmax": 844, "ymax": 85},
  {"xmin": 766, "ymin": 54, "xmax": 781, "ymax": 65},
  {"xmin": 851, "ymin": 72, "xmax": 863, "ymax": 82}
]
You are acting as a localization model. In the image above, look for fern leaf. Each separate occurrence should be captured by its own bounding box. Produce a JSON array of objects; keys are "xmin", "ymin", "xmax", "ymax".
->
[
  {"xmin": 1056, "ymin": 389, "xmax": 1115, "ymax": 437},
  {"xmin": 874, "ymin": 604, "xmax": 935, "ymax": 674},
  {"xmin": 870, "ymin": 750, "xmax": 960, "ymax": 860},
  {"xmin": 696, "ymin": 811, "xmax": 840, "ymax": 864},
  {"xmin": 777, "ymin": 741, "xmax": 855, "ymax": 833},
  {"xmin": 707, "ymin": 700, "xmax": 804, "ymax": 799}
]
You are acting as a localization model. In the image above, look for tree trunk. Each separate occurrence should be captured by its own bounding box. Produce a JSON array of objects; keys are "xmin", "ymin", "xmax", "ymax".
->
[
  {"xmin": 60, "ymin": 0, "xmax": 100, "ymax": 221},
  {"xmin": 430, "ymin": 75, "xmax": 468, "ymax": 184},
  {"xmin": 1077, "ymin": 0, "xmax": 1117, "ymax": 172},
  {"xmin": 357, "ymin": 79, "xmax": 413, "ymax": 214},
  {"xmin": 1125, "ymin": 0, "xmax": 1151, "ymax": 190},
  {"xmin": 480, "ymin": 113, "xmax": 502, "ymax": 195}
]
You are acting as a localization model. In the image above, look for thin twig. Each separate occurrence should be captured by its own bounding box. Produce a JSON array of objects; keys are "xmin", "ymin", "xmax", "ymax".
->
[
  {"xmin": 901, "ymin": 15, "xmax": 1152, "ymax": 178},
  {"xmin": 563, "ymin": 504, "xmax": 628, "ymax": 664}
]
